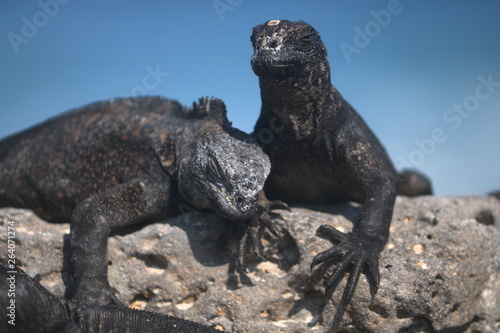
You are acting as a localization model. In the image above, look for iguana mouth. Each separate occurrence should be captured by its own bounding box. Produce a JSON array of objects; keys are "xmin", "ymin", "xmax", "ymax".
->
[
  {"xmin": 272, "ymin": 63, "xmax": 294, "ymax": 67},
  {"xmin": 256, "ymin": 56, "xmax": 298, "ymax": 67},
  {"xmin": 213, "ymin": 195, "xmax": 257, "ymax": 221},
  {"xmin": 251, "ymin": 52, "xmax": 302, "ymax": 77}
]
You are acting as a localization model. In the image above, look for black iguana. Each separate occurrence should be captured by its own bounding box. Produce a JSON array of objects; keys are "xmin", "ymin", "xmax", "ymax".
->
[
  {"xmin": 250, "ymin": 19, "xmax": 431, "ymax": 324},
  {"xmin": 0, "ymin": 96, "xmax": 276, "ymax": 306}
]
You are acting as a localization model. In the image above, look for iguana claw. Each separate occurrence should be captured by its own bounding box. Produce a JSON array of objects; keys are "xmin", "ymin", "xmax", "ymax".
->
[
  {"xmin": 237, "ymin": 192, "xmax": 289, "ymax": 267},
  {"xmin": 216, "ymin": 191, "xmax": 290, "ymax": 268},
  {"xmin": 311, "ymin": 224, "xmax": 382, "ymax": 325}
]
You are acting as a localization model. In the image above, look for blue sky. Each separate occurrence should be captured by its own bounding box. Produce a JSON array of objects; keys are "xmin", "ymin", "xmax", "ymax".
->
[{"xmin": 1, "ymin": 1, "xmax": 499, "ymax": 196}]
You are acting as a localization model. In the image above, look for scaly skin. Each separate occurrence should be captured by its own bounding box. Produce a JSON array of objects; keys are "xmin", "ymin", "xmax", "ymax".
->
[
  {"xmin": 0, "ymin": 96, "xmax": 272, "ymax": 305},
  {"xmin": 250, "ymin": 19, "xmax": 399, "ymax": 325}
]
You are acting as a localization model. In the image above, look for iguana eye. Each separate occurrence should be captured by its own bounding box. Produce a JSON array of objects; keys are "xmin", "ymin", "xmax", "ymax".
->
[
  {"xmin": 299, "ymin": 33, "xmax": 313, "ymax": 47},
  {"xmin": 207, "ymin": 155, "xmax": 224, "ymax": 183}
]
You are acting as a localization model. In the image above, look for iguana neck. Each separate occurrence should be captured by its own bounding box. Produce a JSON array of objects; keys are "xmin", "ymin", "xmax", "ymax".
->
[{"xmin": 258, "ymin": 68, "xmax": 335, "ymax": 141}]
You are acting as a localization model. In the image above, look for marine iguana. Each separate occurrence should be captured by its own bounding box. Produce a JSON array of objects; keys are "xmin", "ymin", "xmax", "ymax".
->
[
  {"xmin": 0, "ymin": 96, "xmax": 276, "ymax": 306},
  {"xmin": 250, "ymin": 19, "xmax": 430, "ymax": 324},
  {"xmin": 0, "ymin": 263, "xmax": 219, "ymax": 332}
]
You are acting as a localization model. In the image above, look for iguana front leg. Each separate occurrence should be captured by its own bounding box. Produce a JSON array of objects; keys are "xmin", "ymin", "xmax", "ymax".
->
[
  {"xmin": 67, "ymin": 177, "xmax": 170, "ymax": 305},
  {"xmin": 217, "ymin": 190, "xmax": 289, "ymax": 267},
  {"xmin": 238, "ymin": 190, "xmax": 289, "ymax": 265},
  {"xmin": 311, "ymin": 136, "xmax": 397, "ymax": 324},
  {"xmin": 312, "ymin": 184, "xmax": 396, "ymax": 324}
]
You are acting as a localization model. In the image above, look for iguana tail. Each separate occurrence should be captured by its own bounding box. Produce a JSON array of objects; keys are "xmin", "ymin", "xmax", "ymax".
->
[{"xmin": 0, "ymin": 263, "xmax": 220, "ymax": 333}]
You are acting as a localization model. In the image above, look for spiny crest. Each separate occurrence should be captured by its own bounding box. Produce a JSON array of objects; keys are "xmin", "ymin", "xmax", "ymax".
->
[{"xmin": 191, "ymin": 96, "xmax": 228, "ymax": 122}]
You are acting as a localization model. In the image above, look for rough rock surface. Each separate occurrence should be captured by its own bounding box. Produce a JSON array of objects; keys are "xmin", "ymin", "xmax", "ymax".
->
[{"xmin": 1, "ymin": 195, "xmax": 499, "ymax": 332}]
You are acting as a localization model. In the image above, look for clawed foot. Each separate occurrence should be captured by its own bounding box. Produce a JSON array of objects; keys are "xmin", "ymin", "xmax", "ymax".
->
[
  {"xmin": 311, "ymin": 224, "xmax": 382, "ymax": 325},
  {"xmin": 217, "ymin": 191, "xmax": 290, "ymax": 269},
  {"xmin": 236, "ymin": 198, "xmax": 289, "ymax": 267}
]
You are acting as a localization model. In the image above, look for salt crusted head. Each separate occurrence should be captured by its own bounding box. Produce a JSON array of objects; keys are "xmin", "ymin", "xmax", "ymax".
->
[
  {"xmin": 178, "ymin": 98, "xmax": 271, "ymax": 220},
  {"xmin": 250, "ymin": 19, "xmax": 328, "ymax": 78}
]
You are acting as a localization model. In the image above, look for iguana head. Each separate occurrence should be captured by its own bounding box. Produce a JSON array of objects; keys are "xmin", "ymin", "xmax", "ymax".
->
[
  {"xmin": 250, "ymin": 19, "xmax": 328, "ymax": 78},
  {"xmin": 178, "ymin": 98, "xmax": 271, "ymax": 220}
]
